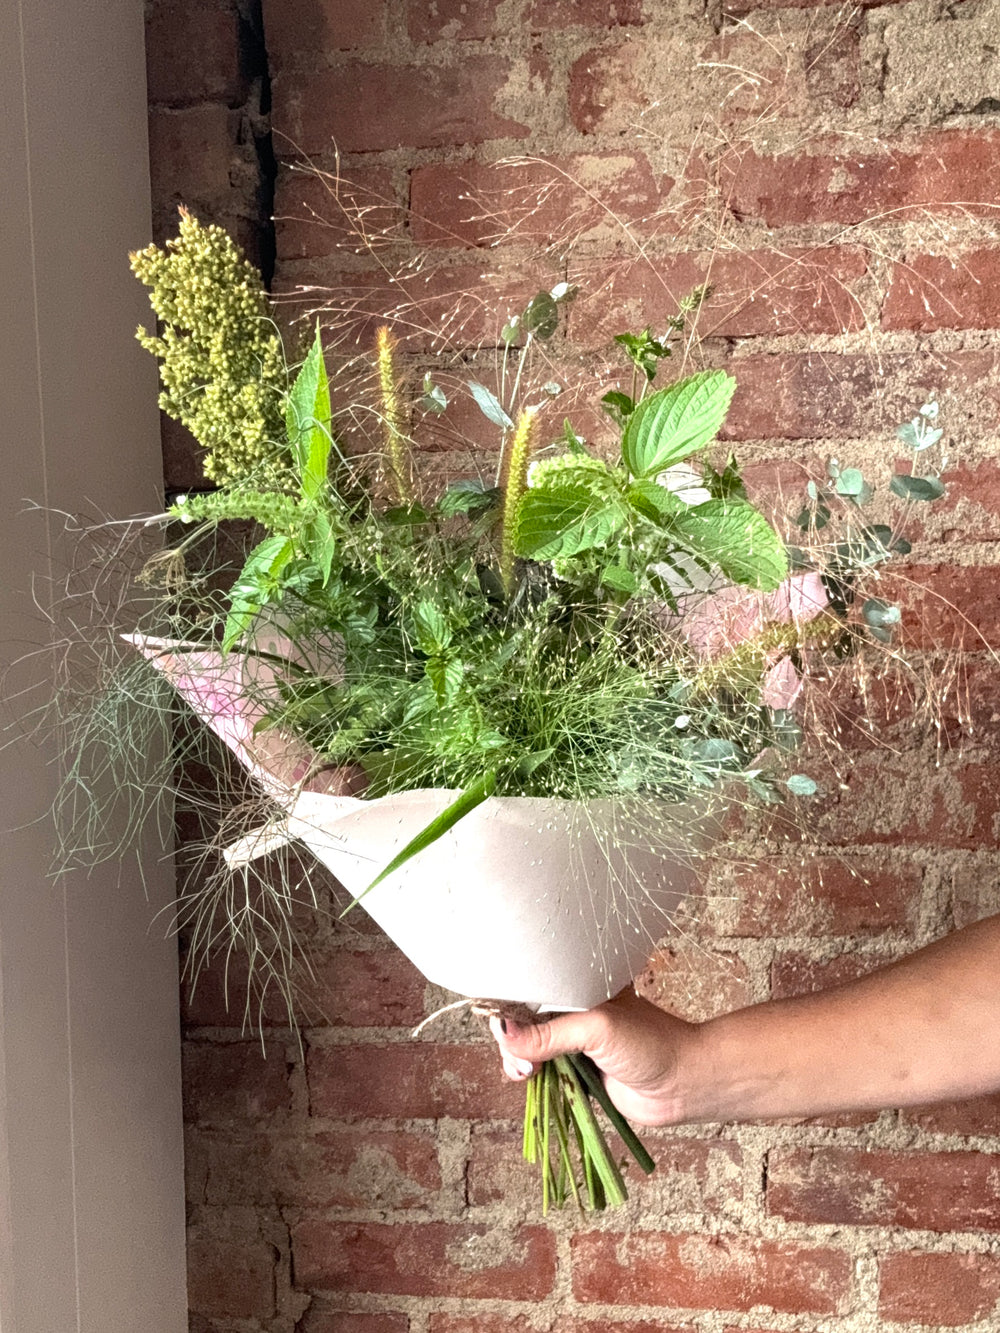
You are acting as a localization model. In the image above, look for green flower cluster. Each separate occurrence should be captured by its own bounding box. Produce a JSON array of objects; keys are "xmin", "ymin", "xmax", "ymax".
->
[{"xmin": 130, "ymin": 209, "xmax": 291, "ymax": 488}]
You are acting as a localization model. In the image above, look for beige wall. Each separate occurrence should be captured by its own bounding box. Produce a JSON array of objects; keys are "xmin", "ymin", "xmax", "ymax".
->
[{"xmin": 0, "ymin": 1, "xmax": 187, "ymax": 1329}]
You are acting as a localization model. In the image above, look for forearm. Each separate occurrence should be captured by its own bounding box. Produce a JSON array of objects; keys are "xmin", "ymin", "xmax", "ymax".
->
[{"xmin": 678, "ymin": 914, "xmax": 1000, "ymax": 1122}]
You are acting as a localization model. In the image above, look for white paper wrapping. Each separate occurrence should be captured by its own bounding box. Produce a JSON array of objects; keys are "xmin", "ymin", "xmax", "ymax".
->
[{"xmin": 129, "ymin": 632, "xmax": 725, "ymax": 1011}]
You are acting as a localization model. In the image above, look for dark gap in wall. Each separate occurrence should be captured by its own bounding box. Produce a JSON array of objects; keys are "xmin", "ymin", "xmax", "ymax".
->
[{"xmin": 237, "ymin": 0, "xmax": 277, "ymax": 289}]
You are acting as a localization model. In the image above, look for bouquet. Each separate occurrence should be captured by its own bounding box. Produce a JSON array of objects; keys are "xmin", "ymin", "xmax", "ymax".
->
[{"xmin": 67, "ymin": 210, "xmax": 945, "ymax": 1211}]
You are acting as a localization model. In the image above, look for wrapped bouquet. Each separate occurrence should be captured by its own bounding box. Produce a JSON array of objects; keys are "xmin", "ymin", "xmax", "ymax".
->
[{"xmin": 68, "ymin": 211, "xmax": 945, "ymax": 1211}]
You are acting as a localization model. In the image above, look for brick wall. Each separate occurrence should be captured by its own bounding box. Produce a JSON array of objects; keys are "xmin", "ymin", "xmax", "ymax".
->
[{"xmin": 145, "ymin": 1, "xmax": 1000, "ymax": 1330}]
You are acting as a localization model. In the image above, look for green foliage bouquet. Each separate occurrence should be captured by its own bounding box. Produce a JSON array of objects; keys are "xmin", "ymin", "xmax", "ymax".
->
[{"xmin": 76, "ymin": 212, "xmax": 944, "ymax": 1212}]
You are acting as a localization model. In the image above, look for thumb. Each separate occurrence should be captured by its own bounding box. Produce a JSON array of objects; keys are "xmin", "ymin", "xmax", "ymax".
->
[{"xmin": 489, "ymin": 1010, "xmax": 601, "ymax": 1080}]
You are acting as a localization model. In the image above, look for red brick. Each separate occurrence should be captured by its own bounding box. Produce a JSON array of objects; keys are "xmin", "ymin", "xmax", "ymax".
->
[
  {"xmin": 529, "ymin": 0, "xmax": 645, "ymax": 28},
  {"xmin": 406, "ymin": 0, "xmax": 505, "ymax": 43},
  {"xmin": 951, "ymin": 855, "xmax": 1000, "ymax": 928},
  {"xmin": 879, "ymin": 1250, "xmax": 1000, "ymax": 1325},
  {"xmin": 275, "ymin": 256, "xmax": 552, "ymax": 356},
  {"xmin": 897, "ymin": 564, "xmax": 1000, "ymax": 652},
  {"xmin": 275, "ymin": 165, "xmax": 402, "ymax": 259},
  {"xmin": 188, "ymin": 1127, "xmax": 441, "ymax": 1208},
  {"xmin": 292, "ymin": 1221, "xmax": 557, "ymax": 1299},
  {"xmin": 726, "ymin": 0, "xmax": 903, "ymax": 11},
  {"xmin": 636, "ymin": 942, "xmax": 752, "ymax": 1021},
  {"xmin": 569, "ymin": 42, "xmax": 646, "ymax": 136},
  {"xmin": 713, "ymin": 856, "xmax": 919, "ymax": 938},
  {"xmin": 572, "ymin": 1232, "xmax": 851, "ymax": 1314},
  {"xmin": 720, "ymin": 349, "xmax": 1000, "ymax": 441},
  {"xmin": 183, "ymin": 1040, "xmax": 292, "ymax": 1124},
  {"xmin": 409, "ymin": 154, "xmax": 668, "ymax": 249},
  {"xmin": 802, "ymin": 751, "xmax": 1000, "ymax": 852},
  {"xmin": 307, "ymin": 1042, "xmax": 523, "ymax": 1120},
  {"xmin": 183, "ymin": 944, "xmax": 426, "ymax": 1028},
  {"xmin": 263, "ymin": 0, "xmax": 385, "ymax": 63},
  {"xmin": 573, "ymin": 246, "xmax": 867, "ymax": 349},
  {"xmin": 148, "ymin": 105, "xmax": 235, "ymax": 212},
  {"xmin": 271, "ymin": 60, "xmax": 530, "ymax": 154},
  {"xmin": 902, "ymin": 1092, "xmax": 1000, "ymax": 1137},
  {"xmin": 146, "ymin": 1, "xmax": 243, "ymax": 106},
  {"xmin": 884, "ymin": 249, "xmax": 1000, "ymax": 332},
  {"xmin": 431, "ymin": 1318, "xmax": 687, "ymax": 1333},
  {"xmin": 805, "ymin": 21, "xmax": 861, "ymax": 110},
  {"xmin": 724, "ymin": 132, "xmax": 1000, "ymax": 227},
  {"xmin": 187, "ymin": 1232, "xmax": 276, "ymax": 1319},
  {"xmin": 768, "ymin": 1145, "xmax": 1000, "ymax": 1231},
  {"xmin": 771, "ymin": 947, "xmax": 897, "ymax": 1000},
  {"xmin": 467, "ymin": 1126, "xmax": 741, "ymax": 1212},
  {"xmin": 301, "ymin": 1312, "xmax": 409, "ymax": 1333}
]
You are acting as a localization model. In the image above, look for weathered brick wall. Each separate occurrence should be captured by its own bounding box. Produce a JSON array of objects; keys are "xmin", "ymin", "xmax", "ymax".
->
[{"xmin": 146, "ymin": 1, "xmax": 1000, "ymax": 1330}]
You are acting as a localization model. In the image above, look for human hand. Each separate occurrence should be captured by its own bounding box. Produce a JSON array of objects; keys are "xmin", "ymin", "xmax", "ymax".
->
[{"xmin": 490, "ymin": 988, "xmax": 701, "ymax": 1127}]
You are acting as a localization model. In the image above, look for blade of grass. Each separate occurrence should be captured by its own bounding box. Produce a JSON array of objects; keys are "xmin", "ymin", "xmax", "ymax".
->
[
  {"xmin": 569, "ymin": 1052, "xmax": 656, "ymax": 1175},
  {"xmin": 342, "ymin": 771, "xmax": 496, "ymax": 913}
]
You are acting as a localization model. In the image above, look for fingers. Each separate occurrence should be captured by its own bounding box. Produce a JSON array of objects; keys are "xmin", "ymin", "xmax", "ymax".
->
[{"xmin": 490, "ymin": 1008, "xmax": 610, "ymax": 1080}]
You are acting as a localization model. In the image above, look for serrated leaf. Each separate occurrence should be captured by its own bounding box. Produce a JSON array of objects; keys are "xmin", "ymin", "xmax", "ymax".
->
[
  {"xmin": 411, "ymin": 600, "xmax": 451, "ymax": 654},
  {"xmin": 622, "ymin": 370, "xmax": 737, "ymax": 479},
  {"xmin": 515, "ymin": 484, "xmax": 627, "ymax": 561},
  {"xmin": 667, "ymin": 499, "xmax": 788, "ymax": 592},
  {"xmin": 304, "ymin": 508, "xmax": 335, "ymax": 585},
  {"xmin": 600, "ymin": 563, "xmax": 638, "ymax": 594},
  {"xmin": 862, "ymin": 598, "xmax": 902, "ymax": 629},
  {"xmin": 890, "ymin": 473, "xmax": 946, "ymax": 501},
  {"xmin": 468, "ymin": 381, "xmax": 514, "ymax": 430},
  {"xmin": 626, "ymin": 479, "xmax": 686, "ymax": 522},
  {"xmin": 286, "ymin": 324, "xmax": 332, "ymax": 501},
  {"xmin": 425, "ymin": 655, "xmax": 463, "ymax": 705},
  {"xmin": 785, "ymin": 773, "xmax": 818, "ymax": 796},
  {"xmin": 222, "ymin": 535, "xmax": 295, "ymax": 653},
  {"xmin": 521, "ymin": 291, "xmax": 559, "ymax": 340},
  {"xmin": 438, "ymin": 479, "xmax": 500, "ymax": 518}
]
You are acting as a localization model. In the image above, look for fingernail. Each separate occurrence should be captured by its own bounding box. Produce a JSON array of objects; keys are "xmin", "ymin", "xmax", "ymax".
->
[{"xmin": 514, "ymin": 1057, "xmax": 533, "ymax": 1076}]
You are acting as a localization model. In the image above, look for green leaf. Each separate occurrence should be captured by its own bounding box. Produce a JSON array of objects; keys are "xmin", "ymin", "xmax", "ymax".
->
[
  {"xmin": 614, "ymin": 328, "xmax": 672, "ymax": 382},
  {"xmin": 622, "ymin": 370, "xmax": 737, "ymax": 479},
  {"xmin": 222, "ymin": 535, "xmax": 295, "ymax": 652},
  {"xmin": 667, "ymin": 499, "xmax": 788, "ymax": 592},
  {"xmin": 468, "ymin": 381, "xmax": 514, "ymax": 430},
  {"xmin": 522, "ymin": 291, "xmax": 559, "ymax": 340},
  {"xmin": 500, "ymin": 316, "xmax": 521, "ymax": 345},
  {"xmin": 286, "ymin": 324, "xmax": 332, "ymax": 501},
  {"xmin": 303, "ymin": 508, "xmax": 335, "ymax": 585},
  {"xmin": 601, "ymin": 390, "xmax": 635, "ymax": 427},
  {"xmin": 707, "ymin": 453, "xmax": 748, "ymax": 502},
  {"xmin": 438, "ymin": 479, "xmax": 500, "ymax": 518},
  {"xmin": 347, "ymin": 772, "xmax": 498, "ymax": 908},
  {"xmin": 835, "ymin": 467, "xmax": 865, "ymax": 496},
  {"xmin": 897, "ymin": 419, "xmax": 943, "ymax": 452},
  {"xmin": 562, "ymin": 418, "xmax": 588, "ymax": 454},
  {"xmin": 420, "ymin": 374, "xmax": 448, "ymax": 414},
  {"xmin": 600, "ymin": 563, "xmax": 638, "ymax": 594},
  {"xmin": 626, "ymin": 479, "xmax": 686, "ymax": 522},
  {"xmin": 862, "ymin": 598, "xmax": 901, "ymax": 629},
  {"xmin": 425, "ymin": 655, "xmax": 463, "ymax": 705},
  {"xmin": 515, "ymin": 484, "xmax": 627, "ymax": 561},
  {"xmin": 384, "ymin": 503, "xmax": 431, "ymax": 525},
  {"xmin": 890, "ymin": 474, "xmax": 946, "ymax": 501},
  {"xmin": 785, "ymin": 773, "xmax": 818, "ymax": 796},
  {"xmin": 411, "ymin": 600, "xmax": 451, "ymax": 654}
]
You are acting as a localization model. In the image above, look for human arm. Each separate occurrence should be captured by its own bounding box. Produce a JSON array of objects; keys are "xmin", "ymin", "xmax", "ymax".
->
[{"xmin": 491, "ymin": 913, "xmax": 1000, "ymax": 1125}]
